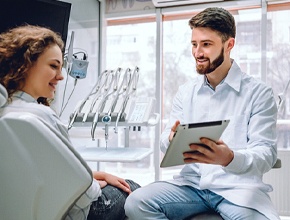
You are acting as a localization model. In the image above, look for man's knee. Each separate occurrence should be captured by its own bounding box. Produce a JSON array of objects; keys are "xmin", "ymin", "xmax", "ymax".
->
[{"xmin": 124, "ymin": 189, "xmax": 142, "ymax": 217}]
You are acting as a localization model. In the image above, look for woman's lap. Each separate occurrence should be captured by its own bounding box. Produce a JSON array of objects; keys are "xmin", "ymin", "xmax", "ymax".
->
[{"xmin": 87, "ymin": 179, "xmax": 140, "ymax": 220}]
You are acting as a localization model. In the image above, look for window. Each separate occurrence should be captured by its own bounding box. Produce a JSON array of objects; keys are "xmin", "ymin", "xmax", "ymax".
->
[
  {"xmin": 105, "ymin": 20, "xmax": 158, "ymax": 185},
  {"xmin": 103, "ymin": 0, "xmax": 290, "ymax": 183},
  {"xmin": 266, "ymin": 3, "xmax": 290, "ymax": 149},
  {"xmin": 162, "ymin": 7, "xmax": 263, "ymax": 125}
]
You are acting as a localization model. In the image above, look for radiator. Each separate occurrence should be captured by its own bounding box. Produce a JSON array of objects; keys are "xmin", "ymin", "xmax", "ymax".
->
[{"xmin": 263, "ymin": 149, "xmax": 290, "ymax": 216}]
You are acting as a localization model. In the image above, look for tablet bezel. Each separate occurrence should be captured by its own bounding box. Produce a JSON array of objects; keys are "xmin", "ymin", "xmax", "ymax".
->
[{"xmin": 160, "ymin": 119, "xmax": 230, "ymax": 168}]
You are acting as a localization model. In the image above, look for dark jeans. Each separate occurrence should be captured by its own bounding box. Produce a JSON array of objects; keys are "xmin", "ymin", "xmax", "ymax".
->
[{"xmin": 87, "ymin": 179, "xmax": 140, "ymax": 220}]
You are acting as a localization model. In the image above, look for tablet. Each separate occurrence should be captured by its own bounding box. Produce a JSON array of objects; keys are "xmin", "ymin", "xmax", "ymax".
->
[{"xmin": 160, "ymin": 119, "xmax": 230, "ymax": 168}]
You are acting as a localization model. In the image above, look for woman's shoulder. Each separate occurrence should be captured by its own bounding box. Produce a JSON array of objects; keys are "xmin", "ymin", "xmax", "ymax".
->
[{"xmin": 1, "ymin": 94, "xmax": 58, "ymax": 124}]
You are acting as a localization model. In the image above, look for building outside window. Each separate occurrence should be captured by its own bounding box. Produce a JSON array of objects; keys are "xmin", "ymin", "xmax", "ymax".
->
[{"xmin": 102, "ymin": 1, "xmax": 290, "ymax": 185}]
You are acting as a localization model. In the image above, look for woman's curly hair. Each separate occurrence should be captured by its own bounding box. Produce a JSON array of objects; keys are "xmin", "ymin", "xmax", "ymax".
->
[{"xmin": 0, "ymin": 24, "xmax": 64, "ymax": 105}]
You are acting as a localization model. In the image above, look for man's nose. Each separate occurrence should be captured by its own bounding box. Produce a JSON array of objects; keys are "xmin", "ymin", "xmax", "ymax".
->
[{"xmin": 194, "ymin": 45, "xmax": 204, "ymax": 57}]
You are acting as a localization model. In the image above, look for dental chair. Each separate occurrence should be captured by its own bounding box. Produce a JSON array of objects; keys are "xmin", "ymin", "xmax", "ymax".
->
[{"xmin": 0, "ymin": 85, "xmax": 93, "ymax": 220}]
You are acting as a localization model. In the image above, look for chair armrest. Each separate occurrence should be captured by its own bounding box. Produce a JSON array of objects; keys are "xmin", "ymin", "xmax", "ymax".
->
[{"xmin": 273, "ymin": 158, "xmax": 282, "ymax": 168}]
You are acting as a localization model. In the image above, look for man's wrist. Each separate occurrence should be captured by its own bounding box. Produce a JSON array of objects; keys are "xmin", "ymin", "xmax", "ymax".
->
[{"xmin": 223, "ymin": 150, "xmax": 234, "ymax": 167}]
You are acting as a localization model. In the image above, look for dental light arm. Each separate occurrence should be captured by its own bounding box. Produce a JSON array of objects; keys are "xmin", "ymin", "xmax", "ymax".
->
[{"xmin": 66, "ymin": 31, "xmax": 74, "ymax": 74}]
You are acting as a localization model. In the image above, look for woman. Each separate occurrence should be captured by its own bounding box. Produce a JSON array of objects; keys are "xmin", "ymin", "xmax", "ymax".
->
[{"xmin": 0, "ymin": 24, "xmax": 140, "ymax": 220}]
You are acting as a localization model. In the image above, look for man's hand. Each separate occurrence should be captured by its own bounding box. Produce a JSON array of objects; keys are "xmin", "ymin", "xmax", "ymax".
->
[
  {"xmin": 183, "ymin": 138, "xmax": 234, "ymax": 167},
  {"xmin": 169, "ymin": 120, "xmax": 180, "ymax": 142}
]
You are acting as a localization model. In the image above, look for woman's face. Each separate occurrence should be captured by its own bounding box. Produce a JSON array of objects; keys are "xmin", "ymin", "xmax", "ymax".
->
[{"xmin": 22, "ymin": 44, "xmax": 63, "ymax": 100}]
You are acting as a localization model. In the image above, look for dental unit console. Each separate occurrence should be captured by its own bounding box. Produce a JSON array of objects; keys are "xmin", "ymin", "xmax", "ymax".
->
[{"xmin": 68, "ymin": 67, "xmax": 159, "ymax": 151}]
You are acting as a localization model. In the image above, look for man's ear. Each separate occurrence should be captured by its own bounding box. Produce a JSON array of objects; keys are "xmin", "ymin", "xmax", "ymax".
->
[{"xmin": 226, "ymin": 38, "xmax": 235, "ymax": 51}]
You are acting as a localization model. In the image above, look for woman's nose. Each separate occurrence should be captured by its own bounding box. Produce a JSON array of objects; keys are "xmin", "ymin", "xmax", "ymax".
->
[{"xmin": 56, "ymin": 71, "xmax": 64, "ymax": 80}]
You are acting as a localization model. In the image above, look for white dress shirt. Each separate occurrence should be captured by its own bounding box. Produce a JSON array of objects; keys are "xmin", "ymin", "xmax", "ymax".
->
[{"xmin": 161, "ymin": 60, "xmax": 280, "ymax": 219}]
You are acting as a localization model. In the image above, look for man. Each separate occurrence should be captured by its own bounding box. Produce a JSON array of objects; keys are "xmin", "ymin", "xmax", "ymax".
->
[{"xmin": 124, "ymin": 7, "xmax": 280, "ymax": 220}]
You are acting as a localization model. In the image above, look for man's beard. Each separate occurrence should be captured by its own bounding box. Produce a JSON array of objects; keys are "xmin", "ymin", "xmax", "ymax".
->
[{"xmin": 195, "ymin": 47, "xmax": 224, "ymax": 75}]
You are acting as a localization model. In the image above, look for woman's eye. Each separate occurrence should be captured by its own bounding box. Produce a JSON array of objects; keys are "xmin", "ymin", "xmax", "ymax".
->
[{"xmin": 51, "ymin": 64, "xmax": 58, "ymax": 69}]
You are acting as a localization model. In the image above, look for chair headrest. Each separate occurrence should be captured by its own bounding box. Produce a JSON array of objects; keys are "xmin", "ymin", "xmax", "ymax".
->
[{"xmin": 0, "ymin": 84, "xmax": 8, "ymax": 107}]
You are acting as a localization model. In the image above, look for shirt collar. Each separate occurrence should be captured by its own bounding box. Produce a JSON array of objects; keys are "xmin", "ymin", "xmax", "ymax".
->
[
  {"xmin": 12, "ymin": 91, "xmax": 38, "ymax": 103},
  {"xmin": 196, "ymin": 59, "xmax": 243, "ymax": 92},
  {"xmin": 223, "ymin": 59, "xmax": 242, "ymax": 93}
]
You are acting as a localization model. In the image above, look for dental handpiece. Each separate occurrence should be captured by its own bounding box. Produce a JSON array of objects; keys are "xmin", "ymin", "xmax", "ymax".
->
[
  {"xmin": 67, "ymin": 70, "xmax": 108, "ymax": 129},
  {"xmin": 101, "ymin": 115, "xmax": 111, "ymax": 150}
]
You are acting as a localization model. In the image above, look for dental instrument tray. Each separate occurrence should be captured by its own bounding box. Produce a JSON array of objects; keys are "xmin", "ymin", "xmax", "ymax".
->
[{"xmin": 160, "ymin": 119, "xmax": 230, "ymax": 168}]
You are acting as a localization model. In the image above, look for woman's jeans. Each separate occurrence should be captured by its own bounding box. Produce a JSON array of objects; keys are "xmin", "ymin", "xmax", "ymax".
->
[
  {"xmin": 87, "ymin": 179, "xmax": 140, "ymax": 220},
  {"xmin": 124, "ymin": 181, "xmax": 269, "ymax": 220}
]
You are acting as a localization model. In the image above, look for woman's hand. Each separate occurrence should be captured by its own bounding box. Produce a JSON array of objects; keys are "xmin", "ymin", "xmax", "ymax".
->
[
  {"xmin": 97, "ymin": 180, "xmax": 108, "ymax": 188},
  {"xmin": 93, "ymin": 171, "xmax": 132, "ymax": 194}
]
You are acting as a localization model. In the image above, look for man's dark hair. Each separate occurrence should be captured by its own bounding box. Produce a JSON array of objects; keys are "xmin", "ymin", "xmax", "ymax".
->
[{"xmin": 189, "ymin": 7, "xmax": 236, "ymax": 42}]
